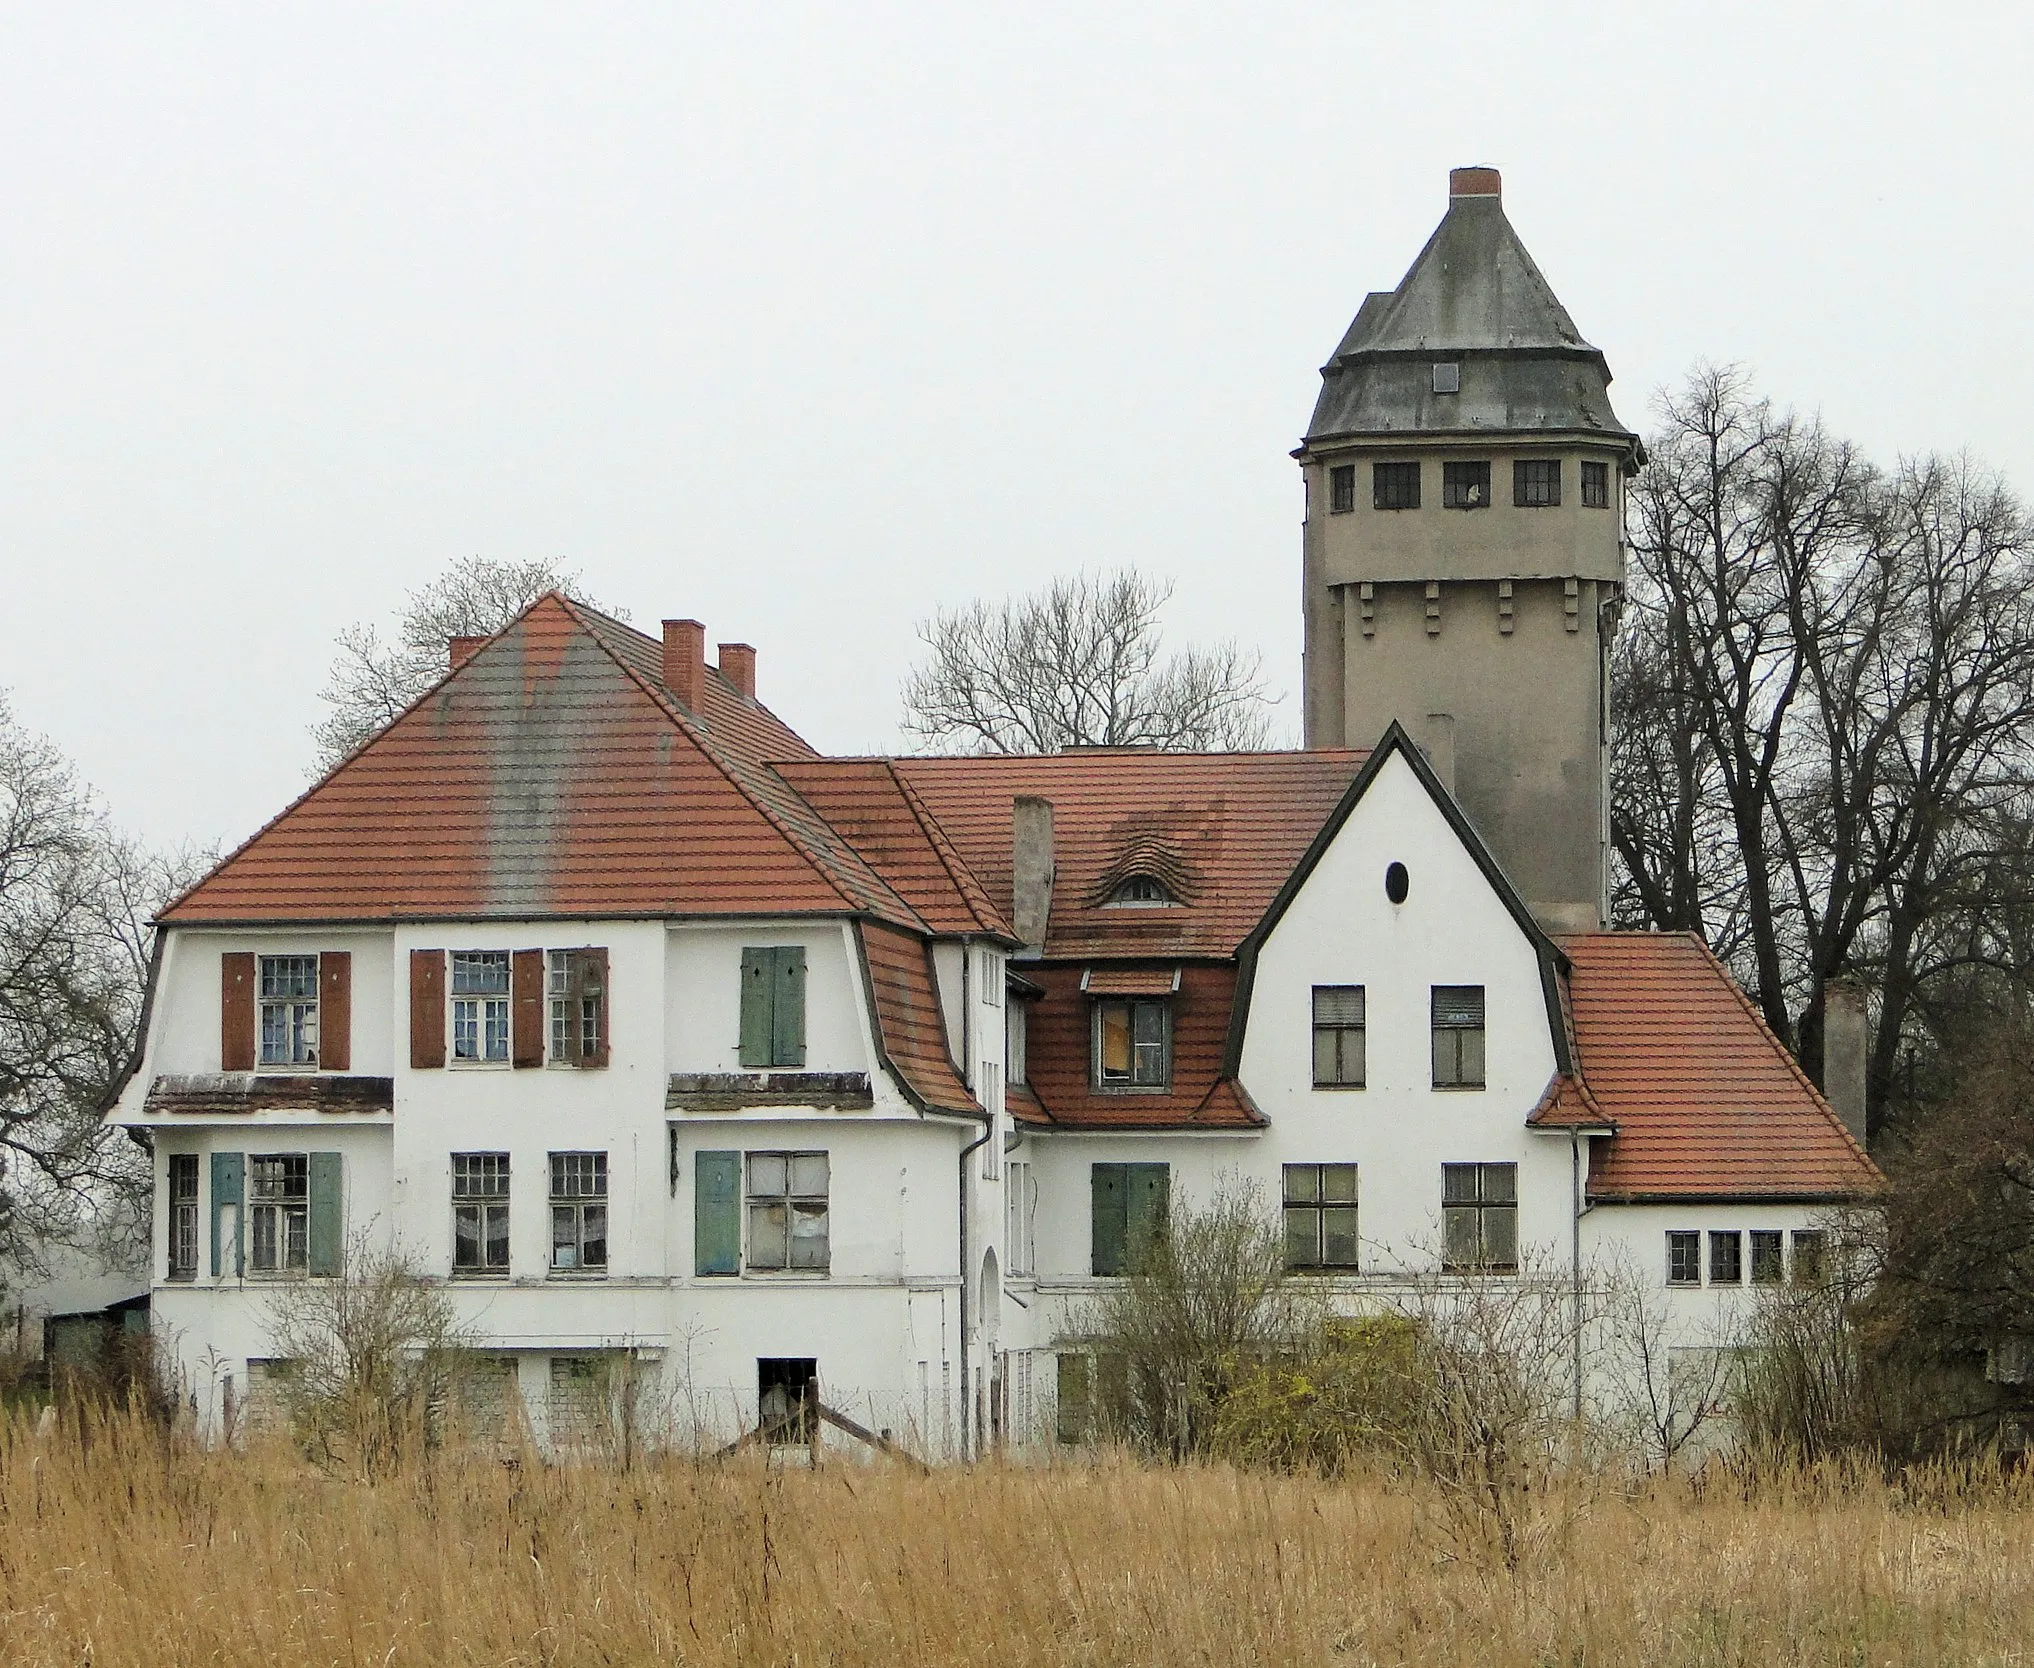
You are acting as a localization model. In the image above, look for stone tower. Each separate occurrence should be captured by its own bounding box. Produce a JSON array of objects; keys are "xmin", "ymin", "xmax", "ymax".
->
[{"xmin": 1297, "ymin": 166, "xmax": 1642, "ymax": 933}]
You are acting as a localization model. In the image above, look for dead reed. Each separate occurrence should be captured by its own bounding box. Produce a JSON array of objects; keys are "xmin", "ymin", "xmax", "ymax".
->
[{"xmin": 0, "ymin": 1404, "xmax": 2029, "ymax": 1667}]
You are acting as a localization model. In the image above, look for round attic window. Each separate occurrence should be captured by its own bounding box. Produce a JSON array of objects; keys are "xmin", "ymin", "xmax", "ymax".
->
[{"xmin": 1385, "ymin": 861, "xmax": 1410, "ymax": 904}]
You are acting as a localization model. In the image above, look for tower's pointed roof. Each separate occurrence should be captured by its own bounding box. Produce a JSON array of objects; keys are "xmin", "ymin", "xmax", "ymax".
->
[{"xmin": 1303, "ymin": 167, "xmax": 1641, "ymax": 457}]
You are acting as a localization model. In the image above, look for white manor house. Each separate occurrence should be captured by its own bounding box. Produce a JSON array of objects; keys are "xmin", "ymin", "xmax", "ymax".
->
[{"xmin": 110, "ymin": 168, "xmax": 1879, "ymax": 1452}]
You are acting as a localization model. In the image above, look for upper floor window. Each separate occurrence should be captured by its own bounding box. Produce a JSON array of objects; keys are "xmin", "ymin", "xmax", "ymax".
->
[
  {"xmin": 452, "ymin": 1152, "xmax": 511, "ymax": 1276},
  {"xmin": 746, "ymin": 1151, "xmax": 830, "ymax": 1272},
  {"xmin": 451, "ymin": 952, "xmax": 511, "ymax": 1063},
  {"xmin": 259, "ymin": 955, "xmax": 320, "ymax": 1067},
  {"xmin": 1580, "ymin": 460, "xmax": 1611, "ymax": 508},
  {"xmin": 1513, "ymin": 459, "xmax": 1561, "ymax": 507},
  {"xmin": 1311, "ymin": 985, "xmax": 1366, "ymax": 1087},
  {"xmin": 1328, "ymin": 463, "xmax": 1356, "ymax": 514},
  {"xmin": 1283, "ymin": 1163, "xmax": 1359, "ymax": 1269},
  {"xmin": 168, "ymin": 1154, "xmax": 199, "ymax": 1280},
  {"xmin": 1431, "ymin": 985, "xmax": 1486, "ymax": 1089},
  {"xmin": 1442, "ymin": 1162, "xmax": 1517, "ymax": 1273},
  {"xmin": 547, "ymin": 949, "xmax": 608, "ymax": 1067},
  {"xmin": 1442, "ymin": 460, "xmax": 1490, "ymax": 510},
  {"xmin": 1093, "ymin": 997, "xmax": 1170, "ymax": 1091},
  {"xmin": 1106, "ymin": 874, "xmax": 1177, "ymax": 907},
  {"xmin": 739, "ymin": 946, "xmax": 807, "ymax": 1069},
  {"xmin": 550, "ymin": 1152, "xmax": 608, "ymax": 1273},
  {"xmin": 1373, "ymin": 460, "xmax": 1421, "ymax": 511}
]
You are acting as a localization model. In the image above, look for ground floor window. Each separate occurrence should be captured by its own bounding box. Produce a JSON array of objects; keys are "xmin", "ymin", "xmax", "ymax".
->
[
  {"xmin": 168, "ymin": 1154, "xmax": 200, "ymax": 1280},
  {"xmin": 745, "ymin": 1152, "xmax": 830, "ymax": 1272},
  {"xmin": 1441, "ymin": 1162, "xmax": 1516, "ymax": 1272},
  {"xmin": 1283, "ymin": 1163, "xmax": 1359, "ymax": 1268},
  {"xmin": 248, "ymin": 1155, "xmax": 309, "ymax": 1274}
]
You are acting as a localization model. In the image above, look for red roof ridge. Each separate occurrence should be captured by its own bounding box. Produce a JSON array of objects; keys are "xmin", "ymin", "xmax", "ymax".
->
[{"xmin": 557, "ymin": 596, "xmax": 926, "ymax": 932}]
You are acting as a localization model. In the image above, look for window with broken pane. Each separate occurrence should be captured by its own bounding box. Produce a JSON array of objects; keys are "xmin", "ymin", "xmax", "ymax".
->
[
  {"xmin": 451, "ymin": 952, "xmax": 511, "ymax": 1062},
  {"xmin": 1093, "ymin": 997, "xmax": 1170, "ymax": 1090},
  {"xmin": 549, "ymin": 1151, "xmax": 608, "ymax": 1273},
  {"xmin": 258, "ymin": 955, "xmax": 319, "ymax": 1067},
  {"xmin": 1441, "ymin": 1161, "xmax": 1517, "ymax": 1273},
  {"xmin": 746, "ymin": 1151, "xmax": 830, "ymax": 1272},
  {"xmin": 248, "ymin": 1154, "xmax": 309, "ymax": 1274}
]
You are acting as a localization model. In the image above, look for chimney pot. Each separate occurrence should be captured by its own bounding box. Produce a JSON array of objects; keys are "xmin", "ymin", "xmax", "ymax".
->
[
  {"xmin": 449, "ymin": 634, "xmax": 488, "ymax": 670},
  {"xmin": 717, "ymin": 642, "xmax": 757, "ymax": 702},
  {"xmin": 1449, "ymin": 165, "xmax": 1502, "ymax": 199},
  {"xmin": 662, "ymin": 618, "xmax": 707, "ymax": 711}
]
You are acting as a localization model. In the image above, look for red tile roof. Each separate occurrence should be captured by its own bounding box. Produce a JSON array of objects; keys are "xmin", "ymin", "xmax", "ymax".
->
[
  {"xmin": 885, "ymin": 751, "xmax": 1366, "ymax": 957},
  {"xmin": 1558, "ymin": 932, "xmax": 1883, "ymax": 1200},
  {"xmin": 163, "ymin": 597, "xmax": 923, "ymax": 928},
  {"xmin": 858, "ymin": 922, "xmax": 981, "ymax": 1117}
]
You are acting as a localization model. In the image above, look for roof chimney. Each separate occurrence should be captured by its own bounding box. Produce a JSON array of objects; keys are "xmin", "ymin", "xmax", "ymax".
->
[
  {"xmin": 1822, "ymin": 977, "xmax": 1870, "ymax": 1149},
  {"xmin": 662, "ymin": 618, "xmax": 707, "ymax": 711},
  {"xmin": 1449, "ymin": 165, "xmax": 1502, "ymax": 199},
  {"xmin": 717, "ymin": 642, "xmax": 756, "ymax": 702},
  {"xmin": 1011, "ymin": 796, "xmax": 1055, "ymax": 959},
  {"xmin": 449, "ymin": 635, "xmax": 488, "ymax": 670}
]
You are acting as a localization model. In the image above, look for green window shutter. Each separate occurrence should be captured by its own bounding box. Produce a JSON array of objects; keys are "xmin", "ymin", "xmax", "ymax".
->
[
  {"xmin": 211, "ymin": 1151, "xmax": 244, "ymax": 1278},
  {"xmin": 1126, "ymin": 1163, "xmax": 1171, "ymax": 1268},
  {"xmin": 739, "ymin": 950, "xmax": 773, "ymax": 1068},
  {"xmin": 308, "ymin": 1153, "xmax": 344, "ymax": 1276},
  {"xmin": 694, "ymin": 1150, "xmax": 742, "ymax": 1276},
  {"xmin": 773, "ymin": 947, "xmax": 806, "ymax": 1067},
  {"xmin": 1091, "ymin": 1163, "xmax": 1128, "ymax": 1276}
]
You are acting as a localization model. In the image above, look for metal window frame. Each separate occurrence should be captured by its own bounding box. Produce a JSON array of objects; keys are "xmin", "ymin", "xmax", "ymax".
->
[
  {"xmin": 1441, "ymin": 459, "xmax": 1492, "ymax": 510},
  {"xmin": 1372, "ymin": 460, "xmax": 1421, "ymax": 511}
]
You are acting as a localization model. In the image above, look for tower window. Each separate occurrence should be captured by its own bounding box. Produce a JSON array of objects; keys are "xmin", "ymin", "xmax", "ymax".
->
[
  {"xmin": 1580, "ymin": 460, "xmax": 1611, "ymax": 507},
  {"xmin": 1442, "ymin": 461, "xmax": 1490, "ymax": 510},
  {"xmin": 1513, "ymin": 459, "xmax": 1561, "ymax": 508},
  {"xmin": 1328, "ymin": 464, "xmax": 1356, "ymax": 514},
  {"xmin": 1373, "ymin": 461, "xmax": 1420, "ymax": 511}
]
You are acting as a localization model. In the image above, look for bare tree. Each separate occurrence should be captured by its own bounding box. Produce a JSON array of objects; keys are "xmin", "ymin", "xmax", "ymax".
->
[
  {"xmin": 310, "ymin": 556, "xmax": 615, "ymax": 772},
  {"xmin": 901, "ymin": 569, "xmax": 1278, "ymax": 754},
  {"xmin": 1614, "ymin": 366, "xmax": 2034, "ymax": 1138},
  {"xmin": 0, "ymin": 696, "xmax": 202, "ymax": 1276}
]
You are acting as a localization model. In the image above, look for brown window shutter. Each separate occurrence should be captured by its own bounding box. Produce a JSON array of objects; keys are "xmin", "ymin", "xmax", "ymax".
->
[
  {"xmin": 221, "ymin": 952, "xmax": 256, "ymax": 1071},
  {"xmin": 409, "ymin": 949, "xmax": 446, "ymax": 1069},
  {"xmin": 320, "ymin": 952, "xmax": 352, "ymax": 1072},
  {"xmin": 584, "ymin": 947, "xmax": 610, "ymax": 1068},
  {"xmin": 511, "ymin": 949, "xmax": 545, "ymax": 1068}
]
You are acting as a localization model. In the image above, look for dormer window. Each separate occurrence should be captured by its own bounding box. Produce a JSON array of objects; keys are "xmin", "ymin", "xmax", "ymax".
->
[{"xmin": 1107, "ymin": 874, "xmax": 1177, "ymax": 908}]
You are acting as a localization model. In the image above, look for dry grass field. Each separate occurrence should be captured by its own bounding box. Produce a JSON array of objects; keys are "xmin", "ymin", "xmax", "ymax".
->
[{"xmin": 1, "ymin": 1407, "xmax": 2030, "ymax": 1667}]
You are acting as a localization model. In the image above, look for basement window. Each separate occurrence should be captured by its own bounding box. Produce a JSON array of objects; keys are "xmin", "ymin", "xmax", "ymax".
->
[
  {"xmin": 759, "ymin": 1358, "xmax": 819, "ymax": 1445},
  {"xmin": 1442, "ymin": 460, "xmax": 1490, "ymax": 510}
]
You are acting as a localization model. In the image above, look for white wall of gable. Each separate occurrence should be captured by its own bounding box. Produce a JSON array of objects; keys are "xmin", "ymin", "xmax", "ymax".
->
[
  {"xmin": 1235, "ymin": 747, "xmax": 1564, "ymax": 1268},
  {"xmin": 664, "ymin": 922, "xmax": 872, "ymax": 1077}
]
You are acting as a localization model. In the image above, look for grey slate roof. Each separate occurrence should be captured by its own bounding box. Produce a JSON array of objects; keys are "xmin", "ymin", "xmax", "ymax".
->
[{"xmin": 1304, "ymin": 191, "xmax": 1641, "ymax": 458}]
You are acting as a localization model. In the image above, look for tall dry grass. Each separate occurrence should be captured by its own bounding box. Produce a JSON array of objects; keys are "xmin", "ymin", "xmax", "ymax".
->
[{"xmin": 0, "ymin": 1402, "xmax": 2030, "ymax": 1666}]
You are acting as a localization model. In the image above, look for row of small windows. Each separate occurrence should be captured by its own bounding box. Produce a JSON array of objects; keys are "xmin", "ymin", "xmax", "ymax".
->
[
  {"xmin": 1093, "ymin": 1160, "xmax": 1517, "ymax": 1277},
  {"xmin": 1667, "ymin": 1227, "xmax": 1826, "ymax": 1287},
  {"xmin": 1328, "ymin": 458, "xmax": 1612, "ymax": 514}
]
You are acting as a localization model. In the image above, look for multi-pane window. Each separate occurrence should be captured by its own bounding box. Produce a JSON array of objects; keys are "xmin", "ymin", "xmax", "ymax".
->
[
  {"xmin": 1791, "ymin": 1229, "xmax": 1827, "ymax": 1284},
  {"xmin": 1094, "ymin": 998, "xmax": 1170, "ymax": 1090},
  {"xmin": 258, "ymin": 955, "xmax": 319, "ymax": 1067},
  {"xmin": 248, "ymin": 1154, "xmax": 309, "ymax": 1274},
  {"xmin": 746, "ymin": 1152, "xmax": 830, "ymax": 1272},
  {"xmin": 550, "ymin": 1152, "xmax": 608, "ymax": 1273},
  {"xmin": 1441, "ymin": 1162, "xmax": 1517, "ymax": 1272},
  {"xmin": 547, "ymin": 949, "xmax": 606, "ymax": 1066},
  {"xmin": 979, "ymin": 1061, "xmax": 1002, "ymax": 1180},
  {"xmin": 1311, "ymin": 985, "xmax": 1366, "ymax": 1087},
  {"xmin": 1750, "ymin": 1229, "xmax": 1785, "ymax": 1285},
  {"xmin": 1431, "ymin": 986, "xmax": 1486, "ymax": 1088},
  {"xmin": 1580, "ymin": 460, "xmax": 1610, "ymax": 508},
  {"xmin": 1328, "ymin": 463, "xmax": 1356, "ymax": 514},
  {"xmin": 1709, "ymin": 1230, "xmax": 1744, "ymax": 1285},
  {"xmin": 1513, "ymin": 458, "xmax": 1561, "ymax": 507},
  {"xmin": 1005, "ymin": 1160, "xmax": 1035, "ymax": 1276},
  {"xmin": 1373, "ymin": 460, "xmax": 1421, "ymax": 510},
  {"xmin": 452, "ymin": 1153, "xmax": 511, "ymax": 1275},
  {"xmin": 451, "ymin": 952, "xmax": 511, "ymax": 1062},
  {"xmin": 1283, "ymin": 1163, "xmax": 1359, "ymax": 1269},
  {"xmin": 977, "ymin": 946, "xmax": 1003, "ymax": 1005},
  {"xmin": 1666, "ymin": 1230, "xmax": 1702, "ymax": 1286},
  {"xmin": 168, "ymin": 1154, "xmax": 200, "ymax": 1280},
  {"xmin": 1442, "ymin": 460, "xmax": 1491, "ymax": 510}
]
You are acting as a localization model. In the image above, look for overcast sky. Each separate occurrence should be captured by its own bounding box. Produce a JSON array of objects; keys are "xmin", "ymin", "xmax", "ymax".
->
[{"xmin": 3, "ymin": 2, "xmax": 2029, "ymax": 852}]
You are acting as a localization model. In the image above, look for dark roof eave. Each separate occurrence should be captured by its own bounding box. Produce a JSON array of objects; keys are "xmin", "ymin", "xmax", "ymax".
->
[{"xmin": 1587, "ymin": 1188, "xmax": 1885, "ymax": 1207}]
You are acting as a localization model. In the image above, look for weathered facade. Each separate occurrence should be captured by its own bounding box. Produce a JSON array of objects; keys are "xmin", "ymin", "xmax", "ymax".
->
[{"xmin": 1297, "ymin": 166, "xmax": 1643, "ymax": 933}]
